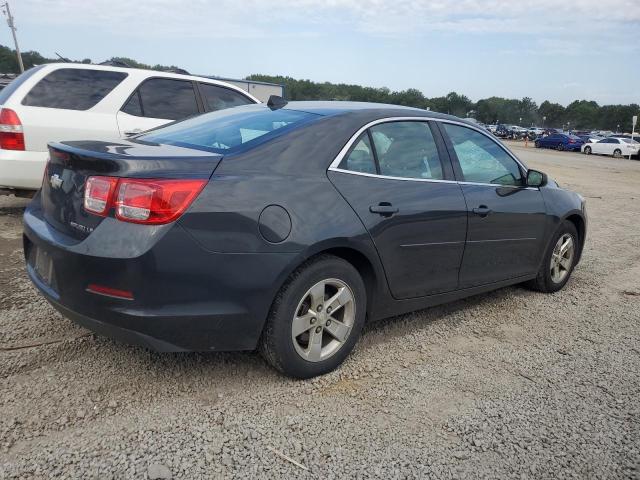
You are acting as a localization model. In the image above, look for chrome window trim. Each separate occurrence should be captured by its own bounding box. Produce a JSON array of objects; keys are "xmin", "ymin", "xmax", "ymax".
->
[{"xmin": 327, "ymin": 116, "xmax": 535, "ymax": 189}]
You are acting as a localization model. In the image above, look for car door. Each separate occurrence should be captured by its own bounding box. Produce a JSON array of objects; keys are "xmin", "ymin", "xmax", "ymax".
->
[
  {"xmin": 592, "ymin": 138, "xmax": 611, "ymax": 154},
  {"xmin": 439, "ymin": 121, "xmax": 548, "ymax": 288},
  {"xmin": 542, "ymin": 134, "xmax": 558, "ymax": 147},
  {"xmin": 116, "ymin": 77, "xmax": 201, "ymax": 136},
  {"xmin": 328, "ymin": 120, "xmax": 467, "ymax": 299}
]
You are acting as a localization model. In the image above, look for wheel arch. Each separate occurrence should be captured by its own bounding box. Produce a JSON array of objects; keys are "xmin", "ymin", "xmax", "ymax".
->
[
  {"xmin": 268, "ymin": 240, "xmax": 389, "ymax": 325},
  {"xmin": 564, "ymin": 212, "xmax": 586, "ymax": 261}
]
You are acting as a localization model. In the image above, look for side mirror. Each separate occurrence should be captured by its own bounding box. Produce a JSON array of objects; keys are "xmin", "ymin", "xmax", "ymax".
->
[{"xmin": 526, "ymin": 169, "xmax": 547, "ymax": 187}]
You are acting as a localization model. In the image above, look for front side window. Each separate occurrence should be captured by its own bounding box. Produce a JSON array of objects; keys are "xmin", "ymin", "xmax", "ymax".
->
[
  {"xmin": 137, "ymin": 78, "xmax": 199, "ymax": 120},
  {"xmin": 139, "ymin": 105, "xmax": 319, "ymax": 153},
  {"xmin": 338, "ymin": 133, "xmax": 376, "ymax": 174},
  {"xmin": 370, "ymin": 121, "xmax": 443, "ymax": 180},
  {"xmin": 22, "ymin": 68, "xmax": 127, "ymax": 110},
  {"xmin": 443, "ymin": 123, "xmax": 523, "ymax": 186},
  {"xmin": 199, "ymin": 83, "xmax": 253, "ymax": 111}
]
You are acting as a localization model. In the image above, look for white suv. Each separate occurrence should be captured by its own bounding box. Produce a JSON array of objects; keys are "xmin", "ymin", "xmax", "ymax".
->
[{"xmin": 0, "ymin": 63, "xmax": 259, "ymax": 194}]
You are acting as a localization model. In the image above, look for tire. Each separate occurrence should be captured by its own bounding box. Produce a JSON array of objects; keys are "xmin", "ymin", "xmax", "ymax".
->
[
  {"xmin": 584, "ymin": 146, "xmax": 591, "ymax": 155},
  {"xmin": 259, "ymin": 254, "xmax": 366, "ymax": 379},
  {"xmin": 534, "ymin": 140, "xmax": 541, "ymax": 148},
  {"xmin": 557, "ymin": 143, "xmax": 565, "ymax": 151},
  {"xmin": 525, "ymin": 220, "xmax": 579, "ymax": 293},
  {"xmin": 613, "ymin": 149, "xmax": 622, "ymax": 158}
]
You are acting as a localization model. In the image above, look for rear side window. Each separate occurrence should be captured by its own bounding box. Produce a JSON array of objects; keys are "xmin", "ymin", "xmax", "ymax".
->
[
  {"xmin": 137, "ymin": 78, "xmax": 199, "ymax": 120},
  {"xmin": 339, "ymin": 133, "xmax": 376, "ymax": 174},
  {"xmin": 199, "ymin": 83, "xmax": 253, "ymax": 111},
  {"xmin": 370, "ymin": 121, "xmax": 443, "ymax": 180},
  {"xmin": 22, "ymin": 68, "xmax": 127, "ymax": 110},
  {"xmin": 0, "ymin": 65, "xmax": 46, "ymax": 104},
  {"xmin": 139, "ymin": 106, "xmax": 319, "ymax": 153}
]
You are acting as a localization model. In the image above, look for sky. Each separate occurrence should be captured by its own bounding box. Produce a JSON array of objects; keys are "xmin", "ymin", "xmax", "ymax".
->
[{"xmin": 7, "ymin": 0, "xmax": 640, "ymax": 106}]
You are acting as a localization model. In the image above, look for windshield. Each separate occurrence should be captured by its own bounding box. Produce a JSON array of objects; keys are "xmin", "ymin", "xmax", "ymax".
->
[{"xmin": 139, "ymin": 105, "xmax": 320, "ymax": 153}]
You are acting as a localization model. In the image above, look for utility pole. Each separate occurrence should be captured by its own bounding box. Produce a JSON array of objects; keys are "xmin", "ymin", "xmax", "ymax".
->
[{"xmin": 2, "ymin": 2, "xmax": 23, "ymax": 73}]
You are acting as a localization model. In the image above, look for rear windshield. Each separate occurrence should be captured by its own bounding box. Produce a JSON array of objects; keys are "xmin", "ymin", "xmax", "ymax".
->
[
  {"xmin": 22, "ymin": 68, "xmax": 127, "ymax": 110},
  {"xmin": 138, "ymin": 105, "xmax": 320, "ymax": 153}
]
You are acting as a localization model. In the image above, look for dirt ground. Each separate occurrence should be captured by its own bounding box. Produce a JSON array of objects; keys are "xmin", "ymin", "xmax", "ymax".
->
[{"xmin": 1, "ymin": 144, "xmax": 639, "ymax": 479}]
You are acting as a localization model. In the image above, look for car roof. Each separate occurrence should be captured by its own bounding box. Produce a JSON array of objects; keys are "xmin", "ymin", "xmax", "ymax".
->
[
  {"xmin": 33, "ymin": 62, "xmax": 259, "ymax": 102},
  {"xmin": 281, "ymin": 100, "xmax": 467, "ymax": 123}
]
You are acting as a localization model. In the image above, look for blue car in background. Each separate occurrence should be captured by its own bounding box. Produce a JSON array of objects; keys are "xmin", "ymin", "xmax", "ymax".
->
[{"xmin": 535, "ymin": 133, "xmax": 584, "ymax": 151}]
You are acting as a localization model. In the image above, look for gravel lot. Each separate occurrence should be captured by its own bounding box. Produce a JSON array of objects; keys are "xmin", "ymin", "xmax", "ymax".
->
[{"xmin": 1, "ymin": 143, "xmax": 639, "ymax": 479}]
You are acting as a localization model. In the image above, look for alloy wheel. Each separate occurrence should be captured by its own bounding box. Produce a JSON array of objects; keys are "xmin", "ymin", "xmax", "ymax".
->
[
  {"xmin": 550, "ymin": 233, "xmax": 574, "ymax": 283},
  {"xmin": 291, "ymin": 278, "xmax": 355, "ymax": 362}
]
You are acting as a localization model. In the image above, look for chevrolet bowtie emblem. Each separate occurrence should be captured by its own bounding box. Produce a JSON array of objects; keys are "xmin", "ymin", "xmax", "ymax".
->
[{"xmin": 49, "ymin": 173, "xmax": 63, "ymax": 189}]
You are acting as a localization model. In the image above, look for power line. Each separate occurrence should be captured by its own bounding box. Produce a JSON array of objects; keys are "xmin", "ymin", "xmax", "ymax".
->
[{"xmin": 2, "ymin": 2, "xmax": 23, "ymax": 73}]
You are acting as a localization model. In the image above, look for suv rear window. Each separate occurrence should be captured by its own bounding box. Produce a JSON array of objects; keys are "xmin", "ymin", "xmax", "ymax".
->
[
  {"xmin": 138, "ymin": 106, "xmax": 319, "ymax": 153},
  {"xmin": 22, "ymin": 68, "xmax": 127, "ymax": 110}
]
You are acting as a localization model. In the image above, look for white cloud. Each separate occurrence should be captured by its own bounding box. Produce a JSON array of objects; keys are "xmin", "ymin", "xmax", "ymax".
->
[{"xmin": 17, "ymin": 0, "xmax": 640, "ymax": 39}]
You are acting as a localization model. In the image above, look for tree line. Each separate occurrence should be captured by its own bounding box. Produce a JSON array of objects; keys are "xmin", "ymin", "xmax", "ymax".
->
[
  {"xmin": 0, "ymin": 45, "xmax": 636, "ymax": 132},
  {"xmin": 249, "ymin": 75, "xmax": 638, "ymax": 132}
]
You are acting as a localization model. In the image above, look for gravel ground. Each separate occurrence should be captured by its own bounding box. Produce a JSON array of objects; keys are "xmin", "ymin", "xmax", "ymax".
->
[{"xmin": 1, "ymin": 144, "xmax": 639, "ymax": 479}]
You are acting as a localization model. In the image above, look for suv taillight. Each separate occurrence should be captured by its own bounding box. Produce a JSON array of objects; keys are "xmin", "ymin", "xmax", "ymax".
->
[
  {"xmin": 0, "ymin": 108, "xmax": 25, "ymax": 150},
  {"xmin": 84, "ymin": 176, "xmax": 206, "ymax": 225}
]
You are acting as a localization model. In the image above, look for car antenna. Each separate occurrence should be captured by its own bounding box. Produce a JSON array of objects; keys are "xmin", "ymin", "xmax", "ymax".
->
[
  {"xmin": 55, "ymin": 52, "xmax": 71, "ymax": 62},
  {"xmin": 267, "ymin": 95, "xmax": 287, "ymax": 110}
]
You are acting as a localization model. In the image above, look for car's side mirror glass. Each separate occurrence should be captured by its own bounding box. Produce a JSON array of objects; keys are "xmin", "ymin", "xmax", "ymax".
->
[{"xmin": 526, "ymin": 169, "xmax": 547, "ymax": 187}]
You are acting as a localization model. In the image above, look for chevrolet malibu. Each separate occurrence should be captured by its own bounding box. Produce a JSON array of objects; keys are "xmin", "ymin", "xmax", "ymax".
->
[{"xmin": 23, "ymin": 100, "xmax": 587, "ymax": 378}]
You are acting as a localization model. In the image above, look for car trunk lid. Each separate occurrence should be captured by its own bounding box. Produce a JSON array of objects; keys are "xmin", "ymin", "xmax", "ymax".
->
[{"xmin": 41, "ymin": 139, "xmax": 222, "ymax": 241}]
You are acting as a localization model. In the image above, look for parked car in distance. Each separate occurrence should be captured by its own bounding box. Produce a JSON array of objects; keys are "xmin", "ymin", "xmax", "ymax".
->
[
  {"xmin": 0, "ymin": 63, "xmax": 260, "ymax": 195},
  {"xmin": 528, "ymin": 127, "xmax": 544, "ymax": 136},
  {"xmin": 535, "ymin": 133, "xmax": 584, "ymax": 151},
  {"xmin": 23, "ymin": 100, "xmax": 587, "ymax": 378},
  {"xmin": 582, "ymin": 137, "xmax": 640, "ymax": 158}
]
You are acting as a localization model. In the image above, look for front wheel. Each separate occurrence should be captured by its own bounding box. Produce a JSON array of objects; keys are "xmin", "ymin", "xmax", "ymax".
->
[
  {"xmin": 613, "ymin": 148, "xmax": 622, "ymax": 158},
  {"xmin": 584, "ymin": 146, "xmax": 592, "ymax": 155},
  {"xmin": 534, "ymin": 140, "xmax": 541, "ymax": 148},
  {"xmin": 260, "ymin": 255, "xmax": 366, "ymax": 378},
  {"xmin": 526, "ymin": 220, "xmax": 579, "ymax": 293}
]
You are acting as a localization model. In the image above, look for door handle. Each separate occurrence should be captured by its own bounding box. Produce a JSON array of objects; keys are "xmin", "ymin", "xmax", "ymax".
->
[
  {"xmin": 369, "ymin": 202, "xmax": 399, "ymax": 217},
  {"xmin": 472, "ymin": 205, "xmax": 492, "ymax": 217},
  {"xmin": 123, "ymin": 129, "xmax": 142, "ymax": 137}
]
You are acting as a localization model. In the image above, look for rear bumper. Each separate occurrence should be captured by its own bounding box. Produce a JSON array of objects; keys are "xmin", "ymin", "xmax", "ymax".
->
[
  {"xmin": 23, "ymin": 200, "xmax": 297, "ymax": 352},
  {"xmin": 0, "ymin": 149, "xmax": 47, "ymax": 190}
]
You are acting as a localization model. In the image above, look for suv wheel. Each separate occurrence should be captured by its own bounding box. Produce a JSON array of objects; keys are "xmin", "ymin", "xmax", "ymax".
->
[{"xmin": 260, "ymin": 255, "xmax": 366, "ymax": 378}]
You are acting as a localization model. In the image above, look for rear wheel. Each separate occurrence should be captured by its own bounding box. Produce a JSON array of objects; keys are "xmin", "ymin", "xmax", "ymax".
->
[
  {"xmin": 613, "ymin": 148, "xmax": 622, "ymax": 158},
  {"xmin": 557, "ymin": 143, "xmax": 565, "ymax": 151},
  {"xmin": 526, "ymin": 220, "xmax": 578, "ymax": 293},
  {"xmin": 534, "ymin": 140, "xmax": 541, "ymax": 148},
  {"xmin": 584, "ymin": 146, "xmax": 592, "ymax": 155},
  {"xmin": 260, "ymin": 255, "xmax": 366, "ymax": 378}
]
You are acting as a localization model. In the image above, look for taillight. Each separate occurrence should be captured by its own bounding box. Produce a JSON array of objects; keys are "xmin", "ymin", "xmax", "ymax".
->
[
  {"xmin": 115, "ymin": 179, "xmax": 206, "ymax": 224},
  {"xmin": 83, "ymin": 176, "xmax": 206, "ymax": 225},
  {"xmin": 84, "ymin": 176, "xmax": 118, "ymax": 216},
  {"xmin": 0, "ymin": 108, "xmax": 25, "ymax": 150}
]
